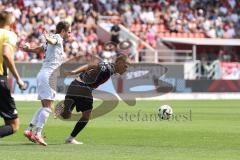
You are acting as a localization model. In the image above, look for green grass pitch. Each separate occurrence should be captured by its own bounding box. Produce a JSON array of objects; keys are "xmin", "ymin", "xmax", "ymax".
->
[{"xmin": 0, "ymin": 100, "xmax": 240, "ymax": 160}]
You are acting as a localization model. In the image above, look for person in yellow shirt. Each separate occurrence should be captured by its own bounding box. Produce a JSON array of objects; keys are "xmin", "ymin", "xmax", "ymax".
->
[{"xmin": 0, "ymin": 11, "xmax": 26, "ymax": 138}]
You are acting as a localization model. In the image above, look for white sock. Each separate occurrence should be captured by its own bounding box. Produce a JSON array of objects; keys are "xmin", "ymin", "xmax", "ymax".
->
[
  {"xmin": 35, "ymin": 108, "xmax": 52, "ymax": 136},
  {"xmin": 27, "ymin": 107, "xmax": 43, "ymax": 131}
]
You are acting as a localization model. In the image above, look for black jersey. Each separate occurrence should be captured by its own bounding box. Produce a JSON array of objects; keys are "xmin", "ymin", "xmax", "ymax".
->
[{"xmin": 78, "ymin": 62, "xmax": 115, "ymax": 89}]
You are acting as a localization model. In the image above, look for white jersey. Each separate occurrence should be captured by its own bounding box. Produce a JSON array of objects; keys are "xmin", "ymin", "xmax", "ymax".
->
[
  {"xmin": 41, "ymin": 34, "xmax": 65, "ymax": 72},
  {"xmin": 36, "ymin": 34, "xmax": 65, "ymax": 100}
]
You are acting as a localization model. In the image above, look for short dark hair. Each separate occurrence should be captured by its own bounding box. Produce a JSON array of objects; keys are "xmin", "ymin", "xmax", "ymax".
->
[
  {"xmin": 56, "ymin": 21, "xmax": 70, "ymax": 34},
  {"xmin": 0, "ymin": 11, "xmax": 15, "ymax": 27}
]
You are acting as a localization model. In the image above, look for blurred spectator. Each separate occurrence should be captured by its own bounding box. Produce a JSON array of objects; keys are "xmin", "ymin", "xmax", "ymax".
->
[
  {"xmin": 0, "ymin": 0, "xmax": 240, "ymax": 63},
  {"xmin": 110, "ymin": 18, "xmax": 120, "ymax": 44},
  {"xmin": 15, "ymin": 49, "xmax": 29, "ymax": 62},
  {"xmin": 30, "ymin": 53, "xmax": 39, "ymax": 63},
  {"xmin": 218, "ymin": 48, "xmax": 231, "ymax": 62}
]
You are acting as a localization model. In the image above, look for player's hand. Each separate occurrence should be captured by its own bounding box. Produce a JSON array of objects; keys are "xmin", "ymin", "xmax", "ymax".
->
[
  {"xmin": 43, "ymin": 30, "xmax": 48, "ymax": 37},
  {"xmin": 17, "ymin": 79, "xmax": 27, "ymax": 90},
  {"xmin": 43, "ymin": 31, "xmax": 51, "ymax": 39},
  {"xmin": 21, "ymin": 43, "xmax": 30, "ymax": 52}
]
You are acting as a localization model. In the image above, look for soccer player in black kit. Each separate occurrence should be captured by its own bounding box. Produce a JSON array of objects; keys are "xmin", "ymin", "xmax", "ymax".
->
[{"xmin": 62, "ymin": 55, "xmax": 128, "ymax": 144}]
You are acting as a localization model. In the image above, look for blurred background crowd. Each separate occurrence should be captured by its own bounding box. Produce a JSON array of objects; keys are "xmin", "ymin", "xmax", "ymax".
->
[{"xmin": 0, "ymin": 0, "xmax": 239, "ymax": 62}]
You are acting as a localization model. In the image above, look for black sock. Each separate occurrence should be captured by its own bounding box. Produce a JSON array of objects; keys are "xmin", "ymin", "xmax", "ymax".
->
[
  {"xmin": 0, "ymin": 125, "xmax": 13, "ymax": 138},
  {"xmin": 70, "ymin": 118, "xmax": 88, "ymax": 137}
]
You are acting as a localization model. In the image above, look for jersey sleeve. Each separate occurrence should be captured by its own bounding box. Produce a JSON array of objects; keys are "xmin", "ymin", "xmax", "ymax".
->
[{"xmin": 54, "ymin": 34, "xmax": 63, "ymax": 45}]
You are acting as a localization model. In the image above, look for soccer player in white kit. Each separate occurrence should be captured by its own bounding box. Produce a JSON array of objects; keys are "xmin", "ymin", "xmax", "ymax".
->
[{"xmin": 22, "ymin": 21, "xmax": 71, "ymax": 146}]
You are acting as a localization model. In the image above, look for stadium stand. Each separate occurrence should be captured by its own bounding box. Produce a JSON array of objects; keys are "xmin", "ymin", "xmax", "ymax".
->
[{"xmin": 0, "ymin": 0, "xmax": 239, "ymax": 63}]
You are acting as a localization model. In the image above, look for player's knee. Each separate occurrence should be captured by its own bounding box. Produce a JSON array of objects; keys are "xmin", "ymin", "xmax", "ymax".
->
[
  {"xmin": 81, "ymin": 115, "xmax": 90, "ymax": 121},
  {"xmin": 82, "ymin": 116, "xmax": 90, "ymax": 121},
  {"xmin": 82, "ymin": 111, "xmax": 91, "ymax": 121},
  {"xmin": 42, "ymin": 100, "xmax": 54, "ymax": 108}
]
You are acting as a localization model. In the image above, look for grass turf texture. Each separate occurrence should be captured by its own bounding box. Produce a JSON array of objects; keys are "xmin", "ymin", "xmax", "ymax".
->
[{"xmin": 0, "ymin": 100, "xmax": 240, "ymax": 160}]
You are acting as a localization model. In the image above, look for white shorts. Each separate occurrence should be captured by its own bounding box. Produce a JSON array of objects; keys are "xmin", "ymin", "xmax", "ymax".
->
[{"xmin": 37, "ymin": 70, "xmax": 57, "ymax": 100}]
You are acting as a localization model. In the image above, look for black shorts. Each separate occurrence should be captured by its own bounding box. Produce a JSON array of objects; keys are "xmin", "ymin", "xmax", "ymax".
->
[
  {"xmin": 0, "ymin": 76, "xmax": 18, "ymax": 120},
  {"xmin": 64, "ymin": 80, "xmax": 93, "ymax": 112}
]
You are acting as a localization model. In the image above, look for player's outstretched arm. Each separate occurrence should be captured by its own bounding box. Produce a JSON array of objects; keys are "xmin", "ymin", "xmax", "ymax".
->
[
  {"xmin": 21, "ymin": 43, "xmax": 44, "ymax": 54},
  {"xmin": 63, "ymin": 52, "xmax": 85, "ymax": 63},
  {"xmin": 64, "ymin": 63, "xmax": 98, "ymax": 76},
  {"xmin": 2, "ymin": 44, "xmax": 26, "ymax": 90}
]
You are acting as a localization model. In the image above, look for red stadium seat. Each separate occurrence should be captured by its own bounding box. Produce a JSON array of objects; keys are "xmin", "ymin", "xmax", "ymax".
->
[
  {"xmin": 199, "ymin": 33, "xmax": 205, "ymax": 38},
  {"xmin": 131, "ymin": 24, "xmax": 141, "ymax": 33},
  {"xmin": 136, "ymin": 24, "xmax": 141, "ymax": 32},
  {"xmin": 194, "ymin": 33, "xmax": 201, "ymax": 38},
  {"xmin": 141, "ymin": 24, "xmax": 147, "ymax": 32},
  {"xmin": 158, "ymin": 32, "xmax": 164, "ymax": 38},
  {"xmin": 182, "ymin": 33, "xmax": 188, "ymax": 38},
  {"xmin": 170, "ymin": 32, "xmax": 177, "ymax": 37},
  {"xmin": 176, "ymin": 32, "xmax": 183, "ymax": 38},
  {"xmin": 188, "ymin": 33, "xmax": 194, "ymax": 38},
  {"xmin": 158, "ymin": 24, "xmax": 166, "ymax": 33},
  {"xmin": 130, "ymin": 25, "xmax": 136, "ymax": 32},
  {"xmin": 164, "ymin": 32, "xmax": 171, "ymax": 37}
]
